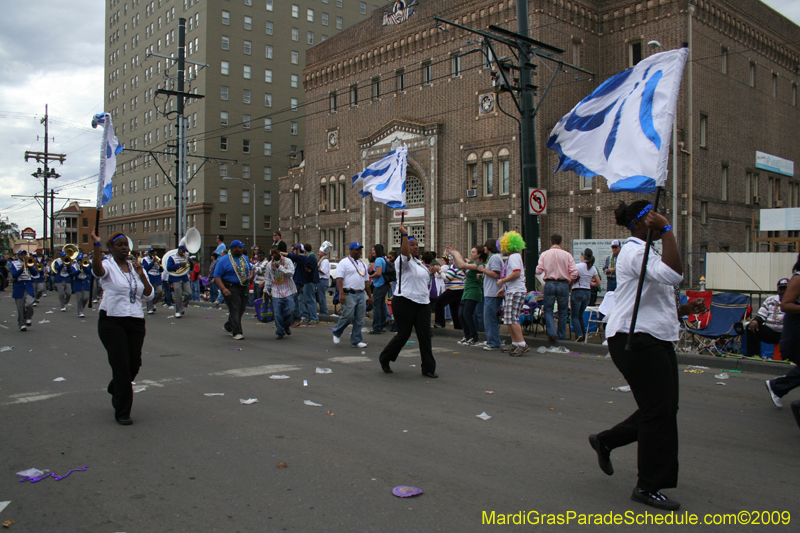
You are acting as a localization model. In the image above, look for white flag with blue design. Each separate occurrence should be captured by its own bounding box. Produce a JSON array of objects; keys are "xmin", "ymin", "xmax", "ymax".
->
[
  {"xmin": 547, "ymin": 48, "xmax": 688, "ymax": 193},
  {"xmin": 92, "ymin": 113, "xmax": 123, "ymax": 209},
  {"xmin": 352, "ymin": 145, "xmax": 407, "ymax": 208}
]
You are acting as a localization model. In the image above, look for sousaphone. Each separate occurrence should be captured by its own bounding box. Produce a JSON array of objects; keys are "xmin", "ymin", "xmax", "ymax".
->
[
  {"xmin": 163, "ymin": 228, "xmax": 202, "ymax": 278},
  {"xmin": 52, "ymin": 244, "xmax": 79, "ymax": 273}
]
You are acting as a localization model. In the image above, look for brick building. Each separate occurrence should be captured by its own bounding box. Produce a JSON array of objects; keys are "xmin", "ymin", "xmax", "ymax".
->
[
  {"xmin": 53, "ymin": 202, "xmax": 103, "ymax": 254},
  {"xmin": 282, "ymin": 0, "xmax": 800, "ymax": 285},
  {"xmin": 100, "ymin": 0, "xmax": 373, "ymax": 260}
]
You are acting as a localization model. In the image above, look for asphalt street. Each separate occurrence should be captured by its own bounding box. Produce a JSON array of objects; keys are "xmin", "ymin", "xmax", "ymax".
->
[{"xmin": 0, "ymin": 293, "xmax": 798, "ymax": 532}]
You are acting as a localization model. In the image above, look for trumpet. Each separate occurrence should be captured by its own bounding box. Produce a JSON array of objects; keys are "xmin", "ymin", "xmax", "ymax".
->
[
  {"xmin": 35, "ymin": 261, "xmax": 45, "ymax": 272},
  {"xmin": 81, "ymin": 259, "xmax": 91, "ymax": 267},
  {"xmin": 25, "ymin": 257, "xmax": 36, "ymax": 267}
]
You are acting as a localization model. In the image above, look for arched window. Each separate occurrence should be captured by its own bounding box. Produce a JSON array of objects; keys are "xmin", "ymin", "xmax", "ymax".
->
[{"xmin": 406, "ymin": 174, "xmax": 425, "ymax": 205}]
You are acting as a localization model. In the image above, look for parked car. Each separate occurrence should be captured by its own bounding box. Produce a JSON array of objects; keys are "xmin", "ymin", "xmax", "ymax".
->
[{"xmin": 328, "ymin": 262, "xmax": 338, "ymax": 288}]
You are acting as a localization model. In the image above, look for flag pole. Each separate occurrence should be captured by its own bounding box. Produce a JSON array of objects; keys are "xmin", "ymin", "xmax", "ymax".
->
[
  {"xmin": 87, "ymin": 211, "xmax": 101, "ymax": 309},
  {"xmin": 397, "ymin": 212, "xmax": 404, "ymax": 295},
  {"xmin": 624, "ymin": 186, "xmax": 663, "ymax": 351}
]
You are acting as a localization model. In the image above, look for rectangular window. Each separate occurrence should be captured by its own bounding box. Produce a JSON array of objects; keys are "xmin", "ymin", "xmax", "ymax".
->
[
  {"xmin": 219, "ymin": 214, "xmax": 227, "ymax": 228},
  {"xmin": 500, "ymin": 219, "xmax": 509, "ymax": 235},
  {"xmin": 220, "ymin": 163, "xmax": 228, "ymax": 177},
  {"xmin": 265, "ymin": 45, "xmax": 273, "ymax": 59},
  {"xmin": 307, "ymin": 31, "xmax": 314, "ymax": 45},
  {"xmin": 243, "ymin": 114, "xmax": 251, "ymax": 128},
  {"xmin": 290, "ymin": 121, "xmax": 298, "ymax": 135},
  {"xmin": 749, "ymin": 62, "xmax": 756, "ymax": 87},
  {"xmin": 339, "ymin": 182, "xmax": 346, "ymax": 210},
  {"xmin": 328, "ymin": 184, "xmax": 335, "ymax": 211},
  {"xmin": 291, "ymin": 28, "xmax": 299, "ymax": 41},
  {"xmin": 721, "ymin": 165, "xmax": 728, "ymax": 201},
  {"xmin": 265, "ymin": 69, "xmax": 272, "ymax": 83},
  {"xmin": 396, "ymin": 68, "xmax": 405, "ymax": 92},
  {"xmin": 265, "ymin": 21, "xmax": 273, "ymax": 35},
  {"xmin": 264, "ymin": 118, "xmax": 272, "ymax": 131},
  {"xmin": 337, "ymin": 0, "xmax": 343, "ymax": 7},
  {"xmin": 264, "ymin": 166, "xmax": 272, "ymax": 180},
  {"xmin": 483, "ymin": 160, "xmax": 493, "ymax": 196},
  {"xmin": 451, "ymin": 54, "xmax": 461, "ymax": 76},
  {"xmin": 244, "ymin": 16, "xmax": 252, "ymax": 30},
  {"xmin": 721, "ymin": 46, "xmax": 728, "ymax": 75},
  {"xmin": 468, "ymin": 162, "xmax": 477, "ymax": 187},
  {"xmin": 220, "ymin": 136, "xmax": 228, "ymax": 150},
  {"xmin": 773, "ymin": 73, "xmax": 778, "ymax": 97},
  {"xmin": 244, "ymin": 40, "xmax": 252, "ymax": 55},
  {"xmin": 307, "ymin": 8, "xmax": 314, "ymax": 22},
  {"xmin": 221, "ymin": 35, "xmax": 229, "ymax": 50},
  {"xmin": 572, "ymin": 42, "xmax": 581, "ymax": 68},
  {"xmin": 221, "ymin": 60, "xmax": 229, "ymax": 75},
  {"xmin": 243, "ymin": 89, "xmax": 251, "ymax": 104},
  {"xmin": 243, "ymin": 65, "xmax": 251, "ymax": 79},
  {"xmin": 292, "ymin": 5, "xmax": 299, "ymax": 18},
  {"xmin": 322, "ymin": 13, "xmax": 328, "ymax": 26},
  {"xmin": 291, "ymin": 51, "xmax": 299, "ymax": 65},
  {"xmin": 628, "ymin": 41, "xmax": 642, "ymax": 67},
  {"xmin": 350, "ymin": 84, "xmax": 358, "ymax": 105},
  {"xmin": 220, "ymin": 188, "xmax": 228, "ymax": 202},
  {"xmin": 422, "ymin": 61, "xmax": 431, "ymax": 84},
  {"xmin": 242, "ymin": 189, "xmax": 251, "ymax": 204},
  {"xmin": 699, "ymin": 114, "xmax": 708, "ymax": 148},
  {"xmin": 291, "ymin": 97, "xmax": 298, "ymax": 110},
  {"xmin": 291, "ymin": 74, "xmax": 299, "ymax": 88},
  {"xmin": 263, "ymin": 191, "xmax": 272, "ymax": 205},
  {"xmin": 264, "ymin": 93, "xmax": 272, "ymax": 107},
  {"xmin": 263, "ymin": 216, "xmax": 272, "ymax": 229},
  {"xmin": 266, "ymin": 0, "xmax": 273, "ymax": 11},
  {"xmin": 580, "ymin": 216, "xmax": 593, "ymax": 239},
  {"xmin": 794, "ymin": 84, "xmax": 798, "ymax": 107},
  {"xmin": 242, "ymin": 164, "xmax": 251, "ymax": 179},
  {"xmin": 330, "ymin": 91, "xmax": 337, "ymax": 111},
  {"xmin": 580, "ymin": 175, "xmax": 592, "ymax": 190},
  {"xmin": 499, "ymin": 159, "xmax": 510, "ymax": 195},
  {"xmin": 264, "ymin": 142, "xmax": 272, "ymax": 156},
  {"xmin": 360, "ymin": 2, "xmax": 367, "ymax": 14},
  {"xmin": 222, "ymin": 10, "xmax": 230, "ymax": 25},
  {"xmin": 372, "ymin": 76, "xmax": 380, "ymax": 99},
  {"xmin": 242, "ymin": 139, "xmax": 250, "ymax": 153},
  {"xmin": 483, "ymin": 220, "xmax": 494, "ymax": 243},
  {"xmin": 700, "ymin": 201, "xmax": 708, "ymax": 224},
  {"xmin": 293, "ymin": 191, "xmax": 300, "ymax": 216},
  {"xmin": 467, "ymin": 221, "xmax": 477, "ymax": 249},
  {"xmin": 221, "ymin": 85, "xmax": 229, "ymax": 100},
  {"xmin": 336, "ymin": 16, "xmax": 342, "ymax": 29}
]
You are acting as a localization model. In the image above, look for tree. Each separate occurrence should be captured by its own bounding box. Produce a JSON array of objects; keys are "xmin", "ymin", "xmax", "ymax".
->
[{"xmin": 0, "ymin": 220, "xmax": 21, "ymax": 255}]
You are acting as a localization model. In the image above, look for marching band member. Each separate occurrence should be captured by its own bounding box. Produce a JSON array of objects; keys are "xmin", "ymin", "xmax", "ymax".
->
[
  {"xmin": 31, "ymin": 255, "xmax": 46, "ymax": 306},
  {"xmin": 70, "ymin": 253, "xmax": 92, "ymax": 318},
  {"xmin": 10, "ymin": 250, "xmax": 36, "ymax": 331},
  {"xmin": 214, "ymin": 240, "xmax": 253, "ymax": 340},
  {"xmin": 141, "ymin": 249, "xmax": 164, "ymax": 314},
  {"xmin": 166, "ymin": 244, "xmax": 191, "ymax": 318},
  {"xmin": 53, "ymin": 251, "xmax": 73, "ymax": 312}
]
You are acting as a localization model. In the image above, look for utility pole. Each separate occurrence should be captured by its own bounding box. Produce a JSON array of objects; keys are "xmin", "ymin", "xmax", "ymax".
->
[
  {"xmin": 434, "ymin": 13, "xmax": 593, "ymax": 289},
  {"xmin": 25, "ymin": 104, "xmax": 66, "ymax": 258},
  {"xmin": 150, "ymin": 18, "xmax": 206, "ymax": 248}
]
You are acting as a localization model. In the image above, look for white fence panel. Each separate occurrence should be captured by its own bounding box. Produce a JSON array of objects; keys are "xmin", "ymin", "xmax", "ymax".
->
[{"xmin": 705, "ymin": 253, "xmax": 795, "ymax": 292}]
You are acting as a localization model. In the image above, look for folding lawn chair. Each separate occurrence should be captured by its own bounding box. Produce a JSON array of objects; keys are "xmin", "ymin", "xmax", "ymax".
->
[{"xmin": 688, "ymin": 293, "xmax": 750, "ymax": 356}]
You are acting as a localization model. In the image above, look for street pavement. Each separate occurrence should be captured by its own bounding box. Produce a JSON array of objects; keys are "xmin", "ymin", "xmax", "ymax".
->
[{"xmin": 0, "ymin": 293, "xmax": 798, "ymax": 532}]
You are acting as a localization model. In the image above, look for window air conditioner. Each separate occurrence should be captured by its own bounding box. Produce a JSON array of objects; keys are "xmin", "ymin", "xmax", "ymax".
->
[
  {"xmin": 753, "ymin": 195, "xmax": 762, "ymax": 205},
  {"xmin": 466, "ymin": 188, "xmax": 478, "ymax": 198},
  {"xmin": 775, "ymin": 200, "xmax": 785, "ymax": 208},
  {"xmin": 319, "ymin": 204, "xmax": 326, "ymax": 211}
]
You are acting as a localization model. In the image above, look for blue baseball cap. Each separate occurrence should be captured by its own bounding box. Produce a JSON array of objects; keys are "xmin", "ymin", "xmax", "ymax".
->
[
  {"xmin": 77, "ymin": 253, "xmax": 84, "ymax": 260},
  {"xmin": 778, "ymin": 278, "xmax": 790, "ymax": 288},
  {"xmin": 60, "ymin": 251, "xmax": 66, "ymax": 257},
  {"xmin": 147, "ymin": 248, "xmax": 155, "ymax": 253},
  {"xmin": 17, "ymin": 250, "xmax": 27, "ymax": 256},
  {"xmin": 349, "ymin": 242, "xmax": 364, "ymax": 250},
  {"xmin": 178, "ymin": 244, "xmax": 188, "ymax": 251},
  {"xmin": 230, "ymin": 240, "xmax": 245, "ymax": 248}
]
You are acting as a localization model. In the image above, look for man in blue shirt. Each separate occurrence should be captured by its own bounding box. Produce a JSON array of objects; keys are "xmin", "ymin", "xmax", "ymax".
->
[
  {"xmin": 141, "ymin": 249, "xmax": 163, "ymax": 314},
  {"xmin": 303, "ymin": 243, "xmax": 320, "ymax": 324},
  {"xmin": 214, "ymin": 240, "xmax": 253, "ymax": 340},
  {"xmin": 166, "ymin": 245, "xmax": 191, "ymax": 318},
  {"xmin": 285, "ymin": 244, "xmax": 308, "ymax": 326},
  {"xmin": 10, "ymin": 250, "xmax": 36, "ymax": 331},
  {"xmin": 215, "ymin": 234, "xmax": 227, "ymax": 256},
  {"xmin": 368, "ymin": 244, "xmax": 390, "ymax": 334}
]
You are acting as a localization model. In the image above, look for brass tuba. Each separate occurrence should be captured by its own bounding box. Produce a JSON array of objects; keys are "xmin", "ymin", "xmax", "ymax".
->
[{"xmin": 26, "ymin": 257, "xmax": 36, "ymax": 267}]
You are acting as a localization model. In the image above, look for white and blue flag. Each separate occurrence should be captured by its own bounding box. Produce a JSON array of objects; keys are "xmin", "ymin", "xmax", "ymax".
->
[
  {"xmin": 92, "ymin": 112, "xmax": 123, "ymax": 209},
  {"xmin": 547, "ymin": 48, "xmax": 688, "ymax": 193},
  {"xmin": 352, "ymin": 145, "xmax": 407, "ymax": 209}
]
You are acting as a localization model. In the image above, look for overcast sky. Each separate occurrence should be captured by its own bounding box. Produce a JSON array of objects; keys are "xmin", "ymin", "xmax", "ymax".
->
[{"xmin": 1, "ymin": 0, "xmax": 799, "ymax": 237}]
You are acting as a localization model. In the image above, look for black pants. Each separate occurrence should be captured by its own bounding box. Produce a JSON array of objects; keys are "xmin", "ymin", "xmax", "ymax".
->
[
  {"xmin": 379, "ymin": 296, "xmax": 436, "ymax": 375},
  {"xmin": 746, "ymin": 325, "xmax": 782, "ymax": 357},
  {"xmin": 98, "ymin": 311, "xmax": 146, "ymax": 420},
  {"xmin": 459, "ymin": 299, "xmax": 480, "ymax": 341},
  {"xmin": 434, "ymin": 289, "xmax": 463, "ymax": 329},
  {"xmin": 223, "ymin": 282, "xmax": 248, "ymax": 336},
  {"xmin": 770, "ymin": 313, "xmax": 800, "ymax": 398},
  {"xmin": 597, "ymin": 333, "xmax": 679, "ymax": 492}
]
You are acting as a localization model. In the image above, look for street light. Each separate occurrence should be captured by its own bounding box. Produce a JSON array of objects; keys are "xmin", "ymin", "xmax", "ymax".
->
[{"xmin": 223, "ymin": 177, "xmax": 257, "ymax": 249}]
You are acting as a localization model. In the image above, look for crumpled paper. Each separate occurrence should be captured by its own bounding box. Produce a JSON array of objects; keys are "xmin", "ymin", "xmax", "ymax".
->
[
  {"xmin": 16, "ymin": 468, "xmax": 44, "ymax": 478},
  {"xmin": 53, "ymin": 377, "xmax": 66, "ymax": 382},
  {"xmin": 714, "ymin": 373, "xmax": 729, "ymax": 380},
  {"xmin": 537, "ymin": 346, "xmax": 570, "ymax": 354},
  {"xmin": 315, "ymin": 367, "xmax": 332, "ymax": 374},
  {"xmin": 612, "ymin": 385, "xmax": 631, "ymax": 392},
  {"xmin": 239, "ymin": 398, "xmax": 258, "ymax": 405},
  {"xmin": 476, "ymin": 412, "xmax": 492, "ymax": 421},
  {"xmin": 269, "ymin": 375, "xmax": 290, "ymax": 380},
  {"xmin": 304, "ymin": 400, "xmax": 322, "ymax": 406}
]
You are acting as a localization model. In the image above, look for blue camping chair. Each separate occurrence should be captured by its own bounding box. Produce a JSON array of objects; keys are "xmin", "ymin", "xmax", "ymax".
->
[{"xmin": 688, "ymin": 293, "xmax": 750, "ymax": 355}]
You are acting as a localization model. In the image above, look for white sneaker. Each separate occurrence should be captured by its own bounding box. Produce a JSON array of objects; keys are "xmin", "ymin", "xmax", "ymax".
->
[
  {"xmin": 333, "ymin": 334, "xmax": 341, "ymax": 345},
  {"xmin": 766, "ymin": 380, "xmax": 783, "ymax": 408},
  {"xmin": 25, "ymin": 320, "xmax": 32, "ymax": 326},
  {"xmin": 60, "ymin": 308, "xmax": 66, "ymax": 312},
  {"xmin": 233, "ymin": 334, "xmax": 244, "ymax": 340},
  {"xmin": 175, "ymin": 312, "xmax": 182, "ymax": 318},
  {"xmin": 473, "ymin": 341, "xmax": 488, "ymax": 347},
  {"xmin": 457, "ymin": 337, "xmax": 468, "ymax": 345},
  {"xmin": 19, "ymin": 325, "xmax": 27, "ymax": 331},
  {"xmin": 32, "ymin": 302, "xmax": 38, "ymax": 307},
  {"xmin": 147, "ymin": 310, "xmax": 155, "ymax": 314},
  {"xmin": 78, "ymin": 313, "xmax": 85, "ymax": 318},
  {"xmin": 355, "ymin": 342, "xmax": 368, "ymax": 348}
]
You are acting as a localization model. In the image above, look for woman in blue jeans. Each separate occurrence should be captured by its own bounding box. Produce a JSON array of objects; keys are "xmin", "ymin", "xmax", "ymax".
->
[{"xmin": 570, "ymin": 248, "xmax": 601, "ymax": 342}]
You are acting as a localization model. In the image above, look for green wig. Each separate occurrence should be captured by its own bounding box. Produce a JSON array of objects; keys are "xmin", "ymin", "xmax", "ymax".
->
[{"xmin": 500, "ymin": 231, "xmax": 526, "ymax": 253}]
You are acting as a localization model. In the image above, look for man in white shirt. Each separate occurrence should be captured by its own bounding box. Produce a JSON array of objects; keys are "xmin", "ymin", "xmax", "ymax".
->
[
  {"xmin": 332, "ymin": 242, "xmax": 373, "ymax": 348},
  {"xmin": 317, "ymin": 246, "xmax": 331, "ymax": 315}
]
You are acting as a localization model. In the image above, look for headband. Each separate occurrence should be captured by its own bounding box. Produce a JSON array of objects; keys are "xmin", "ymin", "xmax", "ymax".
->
[
  {"xmin": 629, "ymin": 204, "xmax": 653, "ymax": 230},
  {"xmin": 112, "ymin": 234, "xmax": 127, "ymax": 242}
]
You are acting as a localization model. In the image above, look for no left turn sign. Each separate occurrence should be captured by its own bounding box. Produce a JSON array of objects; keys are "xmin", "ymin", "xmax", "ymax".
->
[{"xmin": 528, "ymin": 188, "xmax": 547, "ymax": 215}]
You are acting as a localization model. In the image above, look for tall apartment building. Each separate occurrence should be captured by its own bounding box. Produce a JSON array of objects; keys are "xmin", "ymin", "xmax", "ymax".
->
[
  {"xmin": 101, "ymin": 0, "xmax": 374, "ymax": 260},
  {"xmin": 283, "ymin": 0, "xmax": 800, "ymax": 285}
]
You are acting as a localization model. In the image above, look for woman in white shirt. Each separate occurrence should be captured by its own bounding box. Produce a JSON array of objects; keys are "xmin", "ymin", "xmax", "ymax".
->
[
  {"xmin": 588, "ymin": 201, "xmax": 705, "ymax": 511},
  {"xmin": 570, "ymin": 248, "xmax": 601, "ymax": 342},
  {"xmin": 91, "ymin": 230, "xmax": 154, "ymax": 426},
  {"xmin": 378, "ymin": 223, "xmax": 437, "ymax": 378}
]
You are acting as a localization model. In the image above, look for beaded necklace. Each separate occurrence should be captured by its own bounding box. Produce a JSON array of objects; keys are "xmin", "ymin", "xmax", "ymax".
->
[
  {"xmin": 348, "ymin": 256, "xmax": 366, "ymax": 277},
  {"xmin": 230, "ymin": 254, "xmax": 248, "ymax": 284},
  {"xmin": 123, "ymin": 259, "xmax": 138, "ymax": 303}
]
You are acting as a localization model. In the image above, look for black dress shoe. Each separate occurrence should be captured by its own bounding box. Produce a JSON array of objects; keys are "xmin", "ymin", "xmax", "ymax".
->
[
  {"xmin": 588, "ymin": 434, "xmax": 613, "ymax": 475},
  {"xmin": 631, "ymin": 487, "xmax": 680, "ymax": 510},
  {"xmin": 548, "ymin": 335, "xmax": 557, "ymax": 342},
  {"xmin": 422, "ymin": 371, "xmax": 438, "ymax": 379},
  {"xmin": 116, "ymin": 417, "xmax": 133, "ymax": 426},
  {"xmin": 380, "ymin": 362, "xmax": 393, "ymax": 373},
  {"xmin": 285, "ymin": 326, "xmax": 291, "ymax": 336}
]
